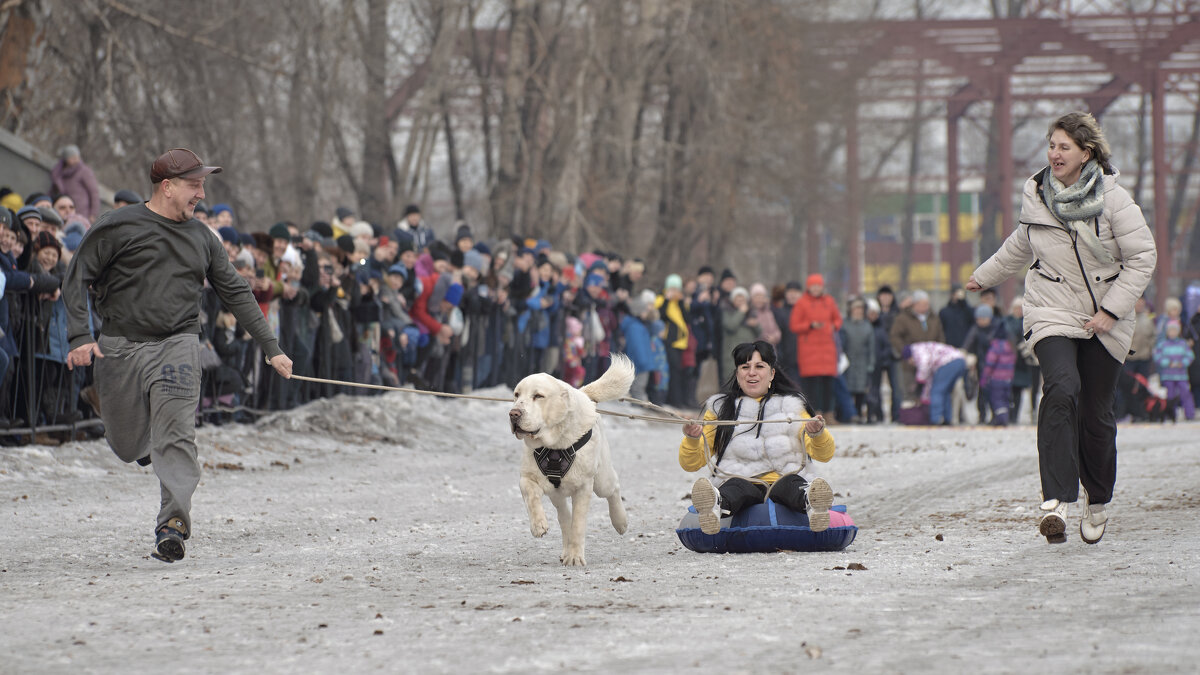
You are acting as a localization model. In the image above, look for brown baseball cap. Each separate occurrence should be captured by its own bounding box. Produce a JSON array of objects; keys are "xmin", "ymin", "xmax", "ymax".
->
[{"xmin": 150, "ymin": 148, "xmax": 222, "ymax": 183}]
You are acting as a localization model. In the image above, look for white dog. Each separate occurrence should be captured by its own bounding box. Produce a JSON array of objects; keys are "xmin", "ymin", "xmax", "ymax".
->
[{"xmin": 509, "ymin": 354, "xmax": 634, "ymax": 566}]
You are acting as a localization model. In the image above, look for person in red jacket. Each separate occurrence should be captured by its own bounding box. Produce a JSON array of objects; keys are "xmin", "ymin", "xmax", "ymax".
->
[{"xmin": 789, "ymin": 274, "xmax": 842, "ymax": 417}]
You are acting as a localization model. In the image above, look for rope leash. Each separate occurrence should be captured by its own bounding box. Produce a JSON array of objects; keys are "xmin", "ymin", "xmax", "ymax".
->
[
  {"xmin": 281, "ymin": 370, "xmax": 818, "ymax": 506},
  {"xmin": 280, "ymin": 372, "xmax": 807, "ymax": 428}
]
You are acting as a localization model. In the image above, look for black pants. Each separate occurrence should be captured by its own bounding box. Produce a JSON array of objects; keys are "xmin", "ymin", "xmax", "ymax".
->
[
  {"xmin": 801, "ymin": 376, "xmax": 834, "ymax": 414},
  {"xmin": 666, "ymin": 346, "xmax": 688, "ymax": 408},
  {"xmin": 1033, "ymin": 336, "xmax": 1122, "ymax": 505},
  {"xmin": 717, "ymin": 475, "xmax": 809, "ymax": 515}
]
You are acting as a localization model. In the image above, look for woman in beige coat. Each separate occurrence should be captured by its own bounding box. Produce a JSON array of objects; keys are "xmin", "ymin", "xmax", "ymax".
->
[{"xmin": 967, "ymin": 112, "xmax": 1156, "ymax": 545}]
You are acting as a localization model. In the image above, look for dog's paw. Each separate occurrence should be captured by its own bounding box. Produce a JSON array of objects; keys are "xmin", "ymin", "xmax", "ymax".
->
[
  {"xmin": 560, "ymin": 549, "xmax": 586, "ymax": 566},
  {"xmin": 530, "ymin": 517, "xmax": 549, "ymax": 538}
]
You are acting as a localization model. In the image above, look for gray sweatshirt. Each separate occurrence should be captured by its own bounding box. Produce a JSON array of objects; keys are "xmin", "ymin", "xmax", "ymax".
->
[{"xmin": 63, "ymin": 203, "xmax": 282, "ymax": 359}]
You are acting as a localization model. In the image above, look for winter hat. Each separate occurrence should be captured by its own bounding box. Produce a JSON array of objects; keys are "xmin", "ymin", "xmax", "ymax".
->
[
  {"xmin": 546, "ymin": 250, "xmax": 570, "ymax": 271},
  {"xmin": 193, "ymin": 201, "xmax": 208, "ymax": 215},
  {"xmin": 34, "ymin": 230, "xmax": 60, "ymax": 252},
  {"xmin": 218, "ymin": 226, "xmax": 240, "ymax": 244},
  {"xmin": 697, "ymin": 265, "xmax": 715, "ymax": 277},
  {"xmin": 336, "ymin": 234, "xmax": 355, "ymax": 254},
  {"xmin": 350, "ymin": 221, "xmax": 374, "ymax": 239},
  {"xmin": 785, "ymin": 280, "xmax": 804, "ymax": 292},
  {"xmin": 393, "ymin": 228, "xmax": 416, "ymax": 252},
  {"xmin": 429, "ymin": 240, "xmax": 452, "ymax": 262},
  {"xmin": 37, "ymin": 206, "xmax": 63, "ymax": 228},
  {"xmin": 268, "ymin": 222, "xmax": 291, "ymax": 240},
  {"xmin": 335, "ymin": 206, "xmax": 354, "ymax": 221},
  {"xmin": 462, "ymin": 249, "xmax": 485, "ymax": 275},
  {"xmin": 282, "ymin": 247, "xmax": 302, "ymax": 268},
  {"xmin": 473, "ymin": 241, "xmax": 491, "ymax": 256},
  {"xmin": 64, "ymin": 220, "xmax": 86, "ymax": 237},
  {"xmin": 443, "ymin": 283, "xmax": 464, "ymax": 307},
  {"xmin": 402, "ymin": 204, "xmax": 421, "ymax": 217},
  {"xmin": 1166, "ymin": 318, "xmax": 1182, "ymax": 333},
  {"xmin": 730, "ymin": 286, "xmax": 750, "ymax": 303},
  {"xmin": 974, "ymin": 304, "xmax": 994, "ymax": 320},
  {"xmin": 626, "ymin": 295, "xmax": 648, "ymax": 317},
  {"xmin": 749, "ymin": 282, "xmax": 768, "ymax": 298},
  {"xmin": 720, "ymin": 268, "xmax": 737, "ymax": 283},
  {"xmin": 455, "ymin": 223, "xmax": 473, "ymax": 244},
  {"xmin": 113, "ymin": 189, "xmax": 143, "ymax": 205},
  {"xmin": 63, "ymin": 229, "xmax": 84, "ymax": 253},
  {"xmin": 585, "ymin": 273, "xmax": 606, "ymax": 289},
  {"xmin": 1, "ymin": 192, "xmax": 23, "ymax": 213},
  {"xmin": 310, "ymin": 221, "xmax": 334, "ymax": 239},
  {"xmin": 16, "ymin": 205, "xmax": 41, "ymax": 223},
  {"xmin": 664, "ymin": 273, "xmax": 683, "ymax": 291},
  {"xmin": 866, "ymin": 298, "xmax": 881, "ymax": 315},
  {"xmin": 0, "ymin": 208, "xmax": 12, "ymax": 228},
  {"xmin": 211, "ymin": 203, "xmax": 232, "ymax": 217},
  {"xmin": 806, "ymin": 273, "xmax": 824, "ymax": 288},
  {"xmin": 387, "ymin": 263, "xmax": 408, "ymax": 279}
]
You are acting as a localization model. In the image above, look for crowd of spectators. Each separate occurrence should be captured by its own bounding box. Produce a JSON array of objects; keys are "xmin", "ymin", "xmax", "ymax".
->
[{"xmin": 2, "ymin": 145, "xmax": 1198, "ymax": 445}]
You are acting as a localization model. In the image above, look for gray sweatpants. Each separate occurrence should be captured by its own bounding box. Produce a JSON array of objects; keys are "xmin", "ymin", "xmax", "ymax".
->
[{"xmin": 95, "ymin": 333, "xmax": 202, "ymax": 536}]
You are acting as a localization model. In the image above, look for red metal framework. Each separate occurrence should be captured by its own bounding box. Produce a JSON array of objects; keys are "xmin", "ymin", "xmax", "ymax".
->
[{"xmin": 823, "ymin": 7, "xmax": 1200, "ymax": 301}]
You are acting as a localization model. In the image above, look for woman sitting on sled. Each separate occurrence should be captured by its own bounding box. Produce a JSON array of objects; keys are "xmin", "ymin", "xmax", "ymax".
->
[{"xmin": 680, "ymin": 340, "xmax": 836, "ymax": 535}]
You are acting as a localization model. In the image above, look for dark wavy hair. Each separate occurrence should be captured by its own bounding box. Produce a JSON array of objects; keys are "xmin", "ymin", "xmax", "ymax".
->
[{"xmin": 710, "ymin": 341, "xmax": 810, "ymax": 463}]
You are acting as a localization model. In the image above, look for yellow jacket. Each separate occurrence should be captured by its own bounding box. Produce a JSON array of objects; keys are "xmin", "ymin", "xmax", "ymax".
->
[
  {"xmin": 678, "ymin": 403, "xmax": 834, "ymax": 483},
  {"xmin": 656, "ymin": 295, "xmax": 689, "ymax": 350}
]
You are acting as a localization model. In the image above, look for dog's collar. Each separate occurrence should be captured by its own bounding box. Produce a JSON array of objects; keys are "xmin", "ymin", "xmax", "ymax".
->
[{"xmin": 532, "ymin": 429, "xmax": 593, "ymax": 488}]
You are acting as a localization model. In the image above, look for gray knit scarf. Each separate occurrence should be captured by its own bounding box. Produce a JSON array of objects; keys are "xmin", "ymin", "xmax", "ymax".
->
[{"xmin": 1041, "ymin": 160, "xmax": 1115, "ymax": 264}]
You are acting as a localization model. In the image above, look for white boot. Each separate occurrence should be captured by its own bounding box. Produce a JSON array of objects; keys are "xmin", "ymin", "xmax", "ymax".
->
[
  {"xmin": 1080, "ymin": 488, "xmax": 1108, "ymax": 545},
  {"xmin": 691, "ymin": 477, "xmax": 722, "ymax": 535},
  {"xmin": 806, "ymin": 478, "xmax": 834, "ymax": 532},
  {"xmin": 1039, "ymin": 499, "xmax": 1069, "ymax": 544}
]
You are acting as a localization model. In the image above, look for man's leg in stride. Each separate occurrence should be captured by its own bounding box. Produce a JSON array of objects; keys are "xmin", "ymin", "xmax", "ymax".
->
[
  {"xmin": 94, "ymin": 335, "xmax": 152, "ymax": 464},
  {"xmin": 147, "ymin": 334, "xmax": 204, "ymax": 537}
]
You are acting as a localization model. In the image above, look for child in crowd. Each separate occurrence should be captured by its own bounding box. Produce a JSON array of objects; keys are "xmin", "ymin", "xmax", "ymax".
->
[
  {"xmin": 1154, "ymin": 319, "xmax": 1195, "ymax": 420},
  {"xmin": 981, "ymin": 325, "xmax": 1015, "ymax": 426},
  {"xmin": 562, "ymin": 316, "xmax": 586, "ymax": 387}
]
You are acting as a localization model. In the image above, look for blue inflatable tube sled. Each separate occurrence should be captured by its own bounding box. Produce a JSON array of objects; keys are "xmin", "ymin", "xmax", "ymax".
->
[{"xmin": 677, "ymin": 501, "xmax": 857, "ymax": 553}]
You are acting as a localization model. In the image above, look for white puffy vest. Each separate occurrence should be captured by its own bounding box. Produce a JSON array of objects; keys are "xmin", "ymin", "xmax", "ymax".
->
[{"xmin": 704, "ymin": 393, "xmax": 812, "ymax": 486}]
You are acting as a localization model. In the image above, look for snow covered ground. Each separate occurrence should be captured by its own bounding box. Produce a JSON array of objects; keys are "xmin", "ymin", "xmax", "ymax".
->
[{"xmin": 2, "ymin": 389, "xmax": 1199, "ymax": 674}]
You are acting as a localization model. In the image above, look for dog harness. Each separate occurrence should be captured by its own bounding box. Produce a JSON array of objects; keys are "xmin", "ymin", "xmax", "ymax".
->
[{"xmin": 533, "ymin": 429, "xmax": 592, "ymax": 488}]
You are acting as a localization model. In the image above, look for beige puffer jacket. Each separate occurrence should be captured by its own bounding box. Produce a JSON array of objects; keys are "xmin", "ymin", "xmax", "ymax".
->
[{"xmin": 972, "ymin": 169, "xmax": 1157, "ymax": 363}]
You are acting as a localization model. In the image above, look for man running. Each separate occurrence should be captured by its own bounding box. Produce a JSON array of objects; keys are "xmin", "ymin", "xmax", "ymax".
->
[{"xmin": 64, "ymin": 148, "xmax": 292, "ymax": 562}]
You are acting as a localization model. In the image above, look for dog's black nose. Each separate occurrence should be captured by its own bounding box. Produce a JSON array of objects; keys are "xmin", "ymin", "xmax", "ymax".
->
[{"xmin": 509, "ymin": 409, "xmax": 521, "ymax": 421}]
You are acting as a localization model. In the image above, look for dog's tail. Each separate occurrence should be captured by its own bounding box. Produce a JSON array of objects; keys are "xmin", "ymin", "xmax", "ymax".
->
[{"xmin": 581, "ymin": 353, "xmax": 635, "ymax": 403}]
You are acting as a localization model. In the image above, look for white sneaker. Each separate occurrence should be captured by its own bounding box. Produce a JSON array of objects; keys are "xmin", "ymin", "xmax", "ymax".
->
[
  {"xmin": 806, "ymin": 478, "xmax": 834, "ymax": 532},
  {"xmin": 1039, "ymin": 499, "xmax": 1069, "ymax": 544},
  {"xmin": 691, "ymin": 477, "xmax": 722, "ymax": 535},
  {"xmin": 1080, "ymin": 488, "xmax": 1108, "ymax": 545}
]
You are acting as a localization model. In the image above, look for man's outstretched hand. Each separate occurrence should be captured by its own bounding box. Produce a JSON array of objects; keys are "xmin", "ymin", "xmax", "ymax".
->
[
  {"xmin": 269, "ymin": 353, "xmax": 294, "ymax": 379},
  {"xmin": 67, "ymin": 342, "xmax": 104, "ymax": 370}
]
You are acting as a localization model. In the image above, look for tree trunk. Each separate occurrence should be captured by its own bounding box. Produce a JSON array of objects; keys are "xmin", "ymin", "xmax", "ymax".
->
[
  {"xmin": 359, "ymin": 0, "xmax": 391, "ymax": 223},
  {"xmin": 490, "ymin": 0, "xmax": 533, "ymax": 235}
]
